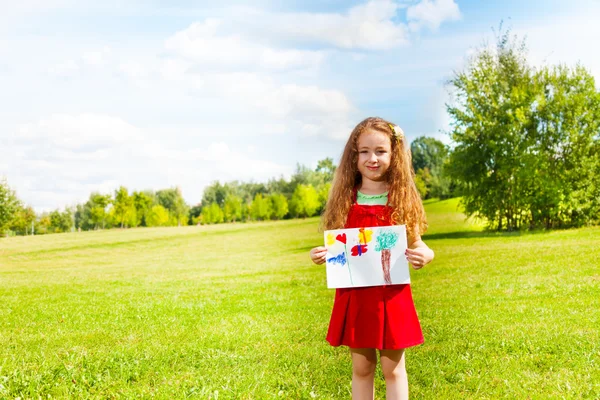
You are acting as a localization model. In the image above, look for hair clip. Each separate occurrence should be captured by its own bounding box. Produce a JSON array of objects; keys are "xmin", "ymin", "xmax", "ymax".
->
[{"xmin": 388, "ymin": 123, "xmax": 404, "ymax": 140}]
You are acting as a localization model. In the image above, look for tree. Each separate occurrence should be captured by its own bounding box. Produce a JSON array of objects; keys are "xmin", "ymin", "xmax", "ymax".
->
[
  {"xmin": 0, "ymin": 178, "xmax": 20, "ymax": 236},
  {"xmin": 414, "ymin": 168, "xmax": 432, "ymax": 199},
  {"xmin": 189, "ymin": 204, "xmax": 202, "ymax": 225},
  {"xmin": 447, "ymin": 29, "xmax": 600, "ymax": 230},
  {"xmin": 112, "ymin": 186, "xmax": 136, "ymax": 228},
  {"xmin": 236, "ymin": 182, "xmax": 267, "ymax": 204},
  {"xmin": 316, "ymin": 157, "xmax": 336, "ymax": 183},
  {"xmin": 86, "ymin": 193, "xmax": 112, "ymax": 229},
  {"xmin": 201, "ymin": 181, "xmax": 229, "ymax": 206},
  {"xmin": 201, "ymin": 202, "xmax": 223, "ymax": 224},
  {"xmin": 49, "ymin": 208, "xmax": 73, "ymax": 233},
  {"xmin": 317, "ymin": 182, "xmax": 331, "ymax": 213},
  {"xmin": 37, "ymin": 213, "xmax": 52, "ymax": 235},
  {"xmin": 269, "ymin": 193, "xmax": 289, "ymax": 220},
  {"xmin": 289, "ymin": 184, "xmax": 320, "ymax": 218},
  {"xmin": 240, "ymin": 202, "xmax": 251, "ymax": 222},
  {"xmin": 528, "ymin": 65, "xmax": 600, "ymax": 227},
  {"xmin": 133, "ymin": 190, "xmax": 154, "ymax": 227},
  {"xmin": 156, "ymin": 187, "xmax": 189, "ymax": 226},
  {"xmin": 9, "ymin": 205, "xmax": 36, "ymax": 235},
  {"xmin": 146, "ymin": 205, "xmax": 170, "ymax": 227},
  {"xmin": 223, "ymin": 195, "xmax": 243, "ymax": 222},
  {"xmin": 249, "ymin": 193, "xmax": 273, "ymax": 221},
  {"xmin": 410, "ymin": 137, "xmax": 451, "ymax": 199},
  {"xmin": 266, "ymin": 177, "xmax": 292, "ymax": 198}
]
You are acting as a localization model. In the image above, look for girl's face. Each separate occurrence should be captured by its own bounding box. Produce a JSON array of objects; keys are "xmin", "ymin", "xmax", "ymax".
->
[{"xmin": 356, "ymin": 129, "xmax": 392, "ymax": 183}]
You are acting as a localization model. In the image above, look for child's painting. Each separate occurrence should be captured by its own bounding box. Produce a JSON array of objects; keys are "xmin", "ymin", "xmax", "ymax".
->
[{"xmin": 324, "ymin": 225, "xmax": 410, "ymax": 289}]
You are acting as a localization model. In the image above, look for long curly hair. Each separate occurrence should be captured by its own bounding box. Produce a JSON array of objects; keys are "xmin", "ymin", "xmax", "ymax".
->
[{"xmin": 321, "ymin": 117, "xmax": 427, "ymax": 239}]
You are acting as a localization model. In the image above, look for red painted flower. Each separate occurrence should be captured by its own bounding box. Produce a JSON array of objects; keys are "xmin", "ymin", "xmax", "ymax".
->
[{"xmin": 336, "ymin": 233, "xmax": 347, "ymax": 244}]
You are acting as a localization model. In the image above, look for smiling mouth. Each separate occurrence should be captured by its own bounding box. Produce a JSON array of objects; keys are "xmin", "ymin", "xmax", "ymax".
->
[{"xmin": 367, "ymin": 166, "xmax": 379, "ymax": 170}]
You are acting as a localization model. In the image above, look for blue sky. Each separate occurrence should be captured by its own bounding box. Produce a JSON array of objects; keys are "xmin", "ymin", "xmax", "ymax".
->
[{"xmin": 1, "ymin": 0, "xmax": 599, "ymax": 211}]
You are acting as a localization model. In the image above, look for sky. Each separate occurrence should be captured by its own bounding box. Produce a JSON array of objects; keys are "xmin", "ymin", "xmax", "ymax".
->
[{"xmin": 1, "ymin": 0, "xmax": 600, "ymax": 212}]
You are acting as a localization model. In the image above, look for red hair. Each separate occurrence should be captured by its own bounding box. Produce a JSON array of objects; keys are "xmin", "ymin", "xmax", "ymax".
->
[{"xmin": 321, "ymin": 117, "xmax": 427, "ymax": 239}]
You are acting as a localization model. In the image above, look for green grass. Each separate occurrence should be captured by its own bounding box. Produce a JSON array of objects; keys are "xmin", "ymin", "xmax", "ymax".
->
[{"xmin": 1, "ymin": 199, "xmax": 599, "ymax": 399}]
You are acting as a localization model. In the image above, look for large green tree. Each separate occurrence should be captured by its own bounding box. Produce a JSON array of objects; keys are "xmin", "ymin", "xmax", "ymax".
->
[{"xmin": 447, "ymin": 30, "xmax": 600, "ymax": 230}]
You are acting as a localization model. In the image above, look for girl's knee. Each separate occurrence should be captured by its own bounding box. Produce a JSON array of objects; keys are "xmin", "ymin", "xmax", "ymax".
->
[
  {"xmin": 380, "ymin": 349, "xmax": 407, "ymax": 382},
  {"xmin": 381, "ymin": 361, "xmax": 406, "ymax": 382},
  {"xmin": 350, "ymin": 348, "xmax": 377, "ymax": 379},
  {"xmin": 353, "ymin": 360, "xmax": 377, "ymax": 378}
]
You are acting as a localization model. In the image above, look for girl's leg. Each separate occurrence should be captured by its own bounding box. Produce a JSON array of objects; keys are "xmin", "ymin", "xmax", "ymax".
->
[
  {"xmin": 350, "ymin": 348, "xmax": 377, "ymax": 400},
  {"xmin": 380, "ymin": 349, "xmax": 408, "ymax": 400}
]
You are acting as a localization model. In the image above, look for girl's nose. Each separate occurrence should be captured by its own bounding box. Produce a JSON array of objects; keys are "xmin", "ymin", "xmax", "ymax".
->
[{"xmin": 370, "ymin": 152, "xmax": 378, "ymax": 162}]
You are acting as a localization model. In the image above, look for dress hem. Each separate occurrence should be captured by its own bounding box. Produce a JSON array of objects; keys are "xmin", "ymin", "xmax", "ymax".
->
[{"xmin": 326, "ymin": 338, "xmax": 424, "ymax": 350}]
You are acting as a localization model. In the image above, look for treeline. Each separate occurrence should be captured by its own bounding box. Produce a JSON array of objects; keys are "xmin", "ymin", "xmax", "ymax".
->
[
  {"xmin": 1, "ymin": 145, "xmax": 455, "ymax": 236},
  {"xmin": 0, "ymin": 158, "xmax": 352, "ymax": 235},
  {"xmin": 0, "ymin": 184, "xmax": 191, "ymax": 235},
  {"xmin": 189, "ymin": 158, "xmax": 336, "ymax": 224}
]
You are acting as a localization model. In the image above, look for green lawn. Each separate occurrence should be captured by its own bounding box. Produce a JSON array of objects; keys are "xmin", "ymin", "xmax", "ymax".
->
[{"xmin": 1, "ymin": 199, "xmax": 599, "ymax": 399}]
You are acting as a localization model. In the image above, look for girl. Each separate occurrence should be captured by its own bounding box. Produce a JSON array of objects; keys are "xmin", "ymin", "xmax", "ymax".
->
[{"xmin": 309, "ymin": 117, "xmax": 434, "ymax": 399}]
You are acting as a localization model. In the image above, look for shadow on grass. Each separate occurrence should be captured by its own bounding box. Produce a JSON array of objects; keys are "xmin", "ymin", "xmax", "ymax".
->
[{"xmin": 422, "ymin": 229, "xmax": 554, "ymax": 240}]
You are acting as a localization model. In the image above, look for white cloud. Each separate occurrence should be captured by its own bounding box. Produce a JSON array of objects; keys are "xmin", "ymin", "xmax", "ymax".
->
[
  {"xmin": 246, "ymin": 0, "xmax": 408, "ymax": 50},
  {"xmin": 159, "ymin": 58, "xmax": 190, "ymax": 81},
  {"xmin": 1, "ymin": 114, "xmax": 293, "ymax": 211},
  {"xmin": 164, "ymin": 19, "xmax": 325, "ymax": 71},
  {"xmin": 197, "ymin": 73, "xmax": 355, "ymax": 133},
  {"xmin": 82, "ymin": 46, "xmax": 110, "ymax": 66},
  {"xmin": 2, "ymin": 114, "xmax": 144, "ymax": 210},
  {"xmin": 407, "ymin": 0, "xmax": 461, "ymax": 32},
  {"xmin": 49, "ymin": 59, "xmax": 79, "ymax": 77},
  {"xmin": 12, "ymin": 113, "xmax": 142, "ymax": 151},
  {"xmin": 48, "ymin": 46, "xmax": 111, "ymax": 78}
]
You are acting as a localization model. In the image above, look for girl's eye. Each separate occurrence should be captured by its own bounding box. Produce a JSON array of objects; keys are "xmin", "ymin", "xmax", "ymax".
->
[{"xmin": 359, "ymin": 150, "xmax": 368, "ymax": 154}]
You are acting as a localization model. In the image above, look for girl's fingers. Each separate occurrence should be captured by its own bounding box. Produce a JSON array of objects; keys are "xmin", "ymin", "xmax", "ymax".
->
[
  {"xmin": 406, "ymin": 254, "xmax": 423, "ymax": 263},
  {"xmin": 405, "ymin": 248, "xmax": 424, "ymax": 256},
  {"xmin": 407, "ymin": 255, "xmax": 425, "ymax": 268}
]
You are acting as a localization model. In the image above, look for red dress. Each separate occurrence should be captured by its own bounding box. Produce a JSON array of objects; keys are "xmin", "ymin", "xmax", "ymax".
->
[{"xmin": 326, "ymin": 199, "xmax": 424, "ymax": 350}]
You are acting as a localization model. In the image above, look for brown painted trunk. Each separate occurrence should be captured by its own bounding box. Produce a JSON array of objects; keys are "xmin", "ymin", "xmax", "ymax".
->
[{"xmin": 381, "ymin": 249, "xmax": 392, "ymax": 285}]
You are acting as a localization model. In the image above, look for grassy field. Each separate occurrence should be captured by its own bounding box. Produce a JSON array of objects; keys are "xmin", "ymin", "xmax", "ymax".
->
[{"xmin": 1, "ymin": 198, "xmax": 599, "ymax": 399}]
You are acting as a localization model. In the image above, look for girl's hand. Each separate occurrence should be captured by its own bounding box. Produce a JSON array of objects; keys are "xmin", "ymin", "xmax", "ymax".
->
[
  {"xmin": 405, "ymin": 247, "xmax": 434, "ymax": 270},
  {"xmin": 310, "ymin": 246, "xmax": 327, "ymax": 265}
]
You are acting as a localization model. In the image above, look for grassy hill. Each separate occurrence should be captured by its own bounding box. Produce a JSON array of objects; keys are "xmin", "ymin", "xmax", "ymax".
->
[{"xmin": 1, "ymin": 199, "xmax": 598, "ymax": 398}]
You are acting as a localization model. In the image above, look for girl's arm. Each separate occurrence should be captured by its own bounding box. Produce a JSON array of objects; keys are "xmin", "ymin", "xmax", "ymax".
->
[{"xmin": 406, "ymin": 235, "xmax": 434, "ymax": 270}]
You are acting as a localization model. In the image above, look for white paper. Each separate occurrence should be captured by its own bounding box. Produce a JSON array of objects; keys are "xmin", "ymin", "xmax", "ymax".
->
[{"xmin": 324, "ymin": 225, "xmax": 410, "ymax": 289}]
